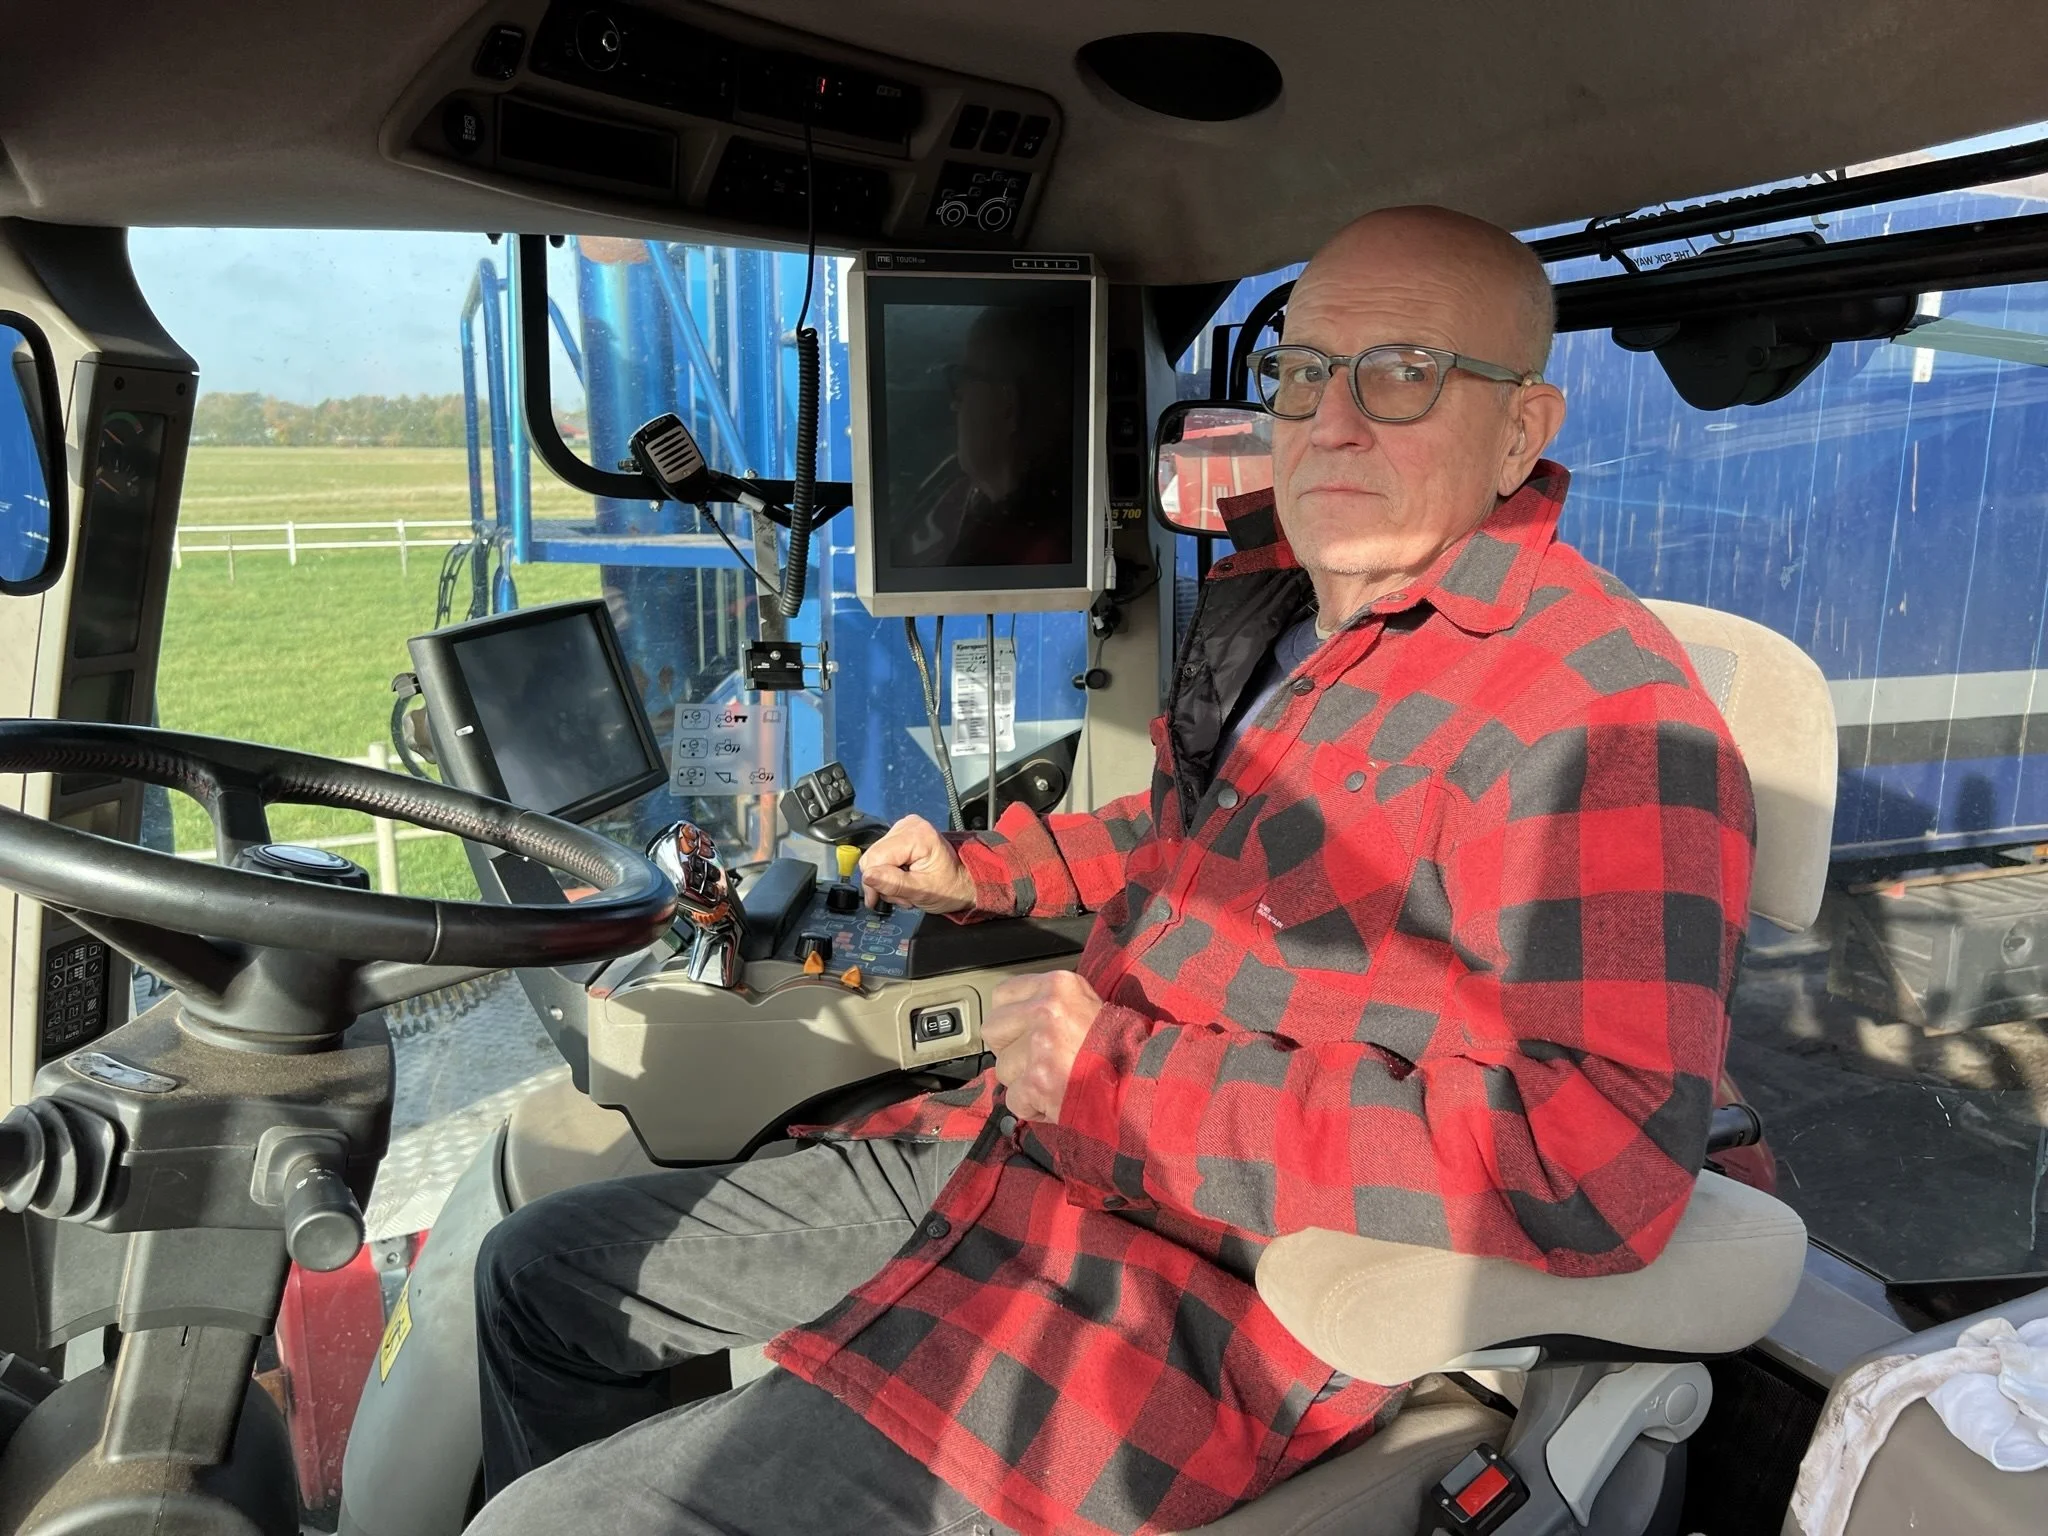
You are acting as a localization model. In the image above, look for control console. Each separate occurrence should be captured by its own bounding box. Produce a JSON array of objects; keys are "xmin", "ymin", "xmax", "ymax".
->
[{"xmin": 773, "ymin": 883, "xmax": 1085, "ymax": 981}]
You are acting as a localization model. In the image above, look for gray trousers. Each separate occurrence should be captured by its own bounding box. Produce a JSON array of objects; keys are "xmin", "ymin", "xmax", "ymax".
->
[{"xmin": 468, "ymin": 1134, "xmax": 1019, "ymax": 1536}]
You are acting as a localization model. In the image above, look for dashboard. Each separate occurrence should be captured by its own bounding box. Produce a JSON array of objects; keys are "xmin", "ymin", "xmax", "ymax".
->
[{"xmin": 388, "ymin": 0, "xmax": 1062, "ymax": 247}]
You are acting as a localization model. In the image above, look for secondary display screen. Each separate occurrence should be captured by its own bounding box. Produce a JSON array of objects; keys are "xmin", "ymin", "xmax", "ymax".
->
[
  {"xmin": 450, "ymin": 609, "xmax": 660, "ymax": 818},
  {"xmin": 864, "ymin": 276, "xmax": 1090, "ymax": 594}
]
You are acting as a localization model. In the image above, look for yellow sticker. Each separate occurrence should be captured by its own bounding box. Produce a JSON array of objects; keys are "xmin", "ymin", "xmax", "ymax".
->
[{"xmin": 377, "ymin": 1282, "xmax": 413, "ymax": 1382}]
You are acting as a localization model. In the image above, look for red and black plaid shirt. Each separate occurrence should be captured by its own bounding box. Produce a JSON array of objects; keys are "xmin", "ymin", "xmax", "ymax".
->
[{"xmin": 767, "ymin": 462, "xmax": 1756, "ymax": 1534}]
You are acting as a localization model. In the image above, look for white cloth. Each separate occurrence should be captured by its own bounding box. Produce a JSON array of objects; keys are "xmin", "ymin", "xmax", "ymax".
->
[{"xmin": 1791, "ymin": 1316, "xmax": 2048, "ymax": 1536}]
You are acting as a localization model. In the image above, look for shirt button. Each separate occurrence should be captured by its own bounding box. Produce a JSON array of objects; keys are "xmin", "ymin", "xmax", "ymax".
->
[
  {"xmin": 1217, "ymin": 786, "xmax": 1240, "ymax": 809},
  {"xmin": 1101, "ymin": 1195, "xmax": 1128, "ymax": 1210},
  {"xmin": 922, "ymin": 1216, "xmax": 952, "ymax": 1241},
  {"xmin": 996, "ymin": 1113, "xmax": 1018, "ymax": 1137},
  {"xmin": 1345, "ymin": 770, "xmax": 1366, "ymax": 792},
  {"xmin": 1290, "ymin": 677, "xmax": 1315, "ymax": 696}
]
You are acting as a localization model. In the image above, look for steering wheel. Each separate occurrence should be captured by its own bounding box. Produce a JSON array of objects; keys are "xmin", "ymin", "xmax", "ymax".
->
[{"xmin": 0, "ymin": 720, "xmax": 677, "ymax": 1039}]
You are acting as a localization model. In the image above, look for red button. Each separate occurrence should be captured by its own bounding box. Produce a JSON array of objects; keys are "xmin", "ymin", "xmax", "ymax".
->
[{"xmin": 1454, "ymin": 1464, "xmax": 1510, "ymax": 1517}]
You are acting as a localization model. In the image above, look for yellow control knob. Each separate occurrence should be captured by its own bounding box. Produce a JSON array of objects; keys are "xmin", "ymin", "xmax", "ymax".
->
[{"xmin": 836, "ymin": 843, "xmax": 860, "ymax": 879}]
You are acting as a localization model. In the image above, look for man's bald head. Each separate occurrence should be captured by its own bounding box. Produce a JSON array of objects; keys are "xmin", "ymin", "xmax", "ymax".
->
[
  {"xmin": 1266, "ymin": 203, "xmax": 1568, "ymax": 622},
  {"xmin": 1294, "ymin": 205, "xmax": 1554, "ymax": 373}
]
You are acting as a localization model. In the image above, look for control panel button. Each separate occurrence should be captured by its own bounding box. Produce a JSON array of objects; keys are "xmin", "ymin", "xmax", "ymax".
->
[
  {"xmin": 443, "ymin": 99, "xmax": 487, "ymax": 157},
  {"xmin": 1014, "ymin": 114, "xmax": 1051, "ymax": 157},
  {"xmin": 910, "ymin": 1004, "xmax": 965, "ymax": 1045},
  {"xmin": 796, "ymin": 934, "xmax": 833, "ymax": 966},
  {"xmin": 825, "ymin": 883, "xmax": 861, "ymax": 915},
  {"xmin": 472, "ymin": 24, "xmax": 526, "ymax": 81},
  {"xmin": 950, "ymin": 104, "xmax": 989, "ymax": 150},
  {"xmin": 980, "ymin": 109, "xmax": 1019, "ymax": 154}
]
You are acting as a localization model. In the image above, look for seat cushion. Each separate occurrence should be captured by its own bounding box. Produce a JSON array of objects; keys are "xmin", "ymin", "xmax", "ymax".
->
[
  {"xmin": 1257, "ymin": 1171, "xmax": 1807, "ymax": 1386},
  {"xmin": 1190, "ymin": 1400, "xmax": 1509, "ymax": 1536}
]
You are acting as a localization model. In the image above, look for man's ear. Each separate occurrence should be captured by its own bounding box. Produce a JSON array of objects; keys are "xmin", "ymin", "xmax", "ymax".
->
[{"xmin": 1496, "ymin": 383, "xmax": 1567, "ymax": 497}]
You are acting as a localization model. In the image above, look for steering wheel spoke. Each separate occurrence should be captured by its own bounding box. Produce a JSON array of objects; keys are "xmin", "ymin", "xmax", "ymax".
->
[
  {"xmin": 56, "ymin": 909, "xmax": 242, "ymax": 1007},
  {"xmin": 206, "ymin": 779, "xmax": 272, "ymax": 866},
  {"xmin": 347, "ymin": 961, "xmax": 505, "ymax": 1016}
]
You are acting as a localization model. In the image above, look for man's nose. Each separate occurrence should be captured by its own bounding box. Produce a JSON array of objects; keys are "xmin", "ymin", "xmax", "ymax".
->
[{"xmin": 1306, "ymin": 366, "xmax": 1379, "ymax": 450}]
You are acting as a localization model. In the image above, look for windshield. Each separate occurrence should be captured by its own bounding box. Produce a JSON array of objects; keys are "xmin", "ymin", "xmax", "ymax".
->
[{"xmin": 531, "ymin": 236, "xmax": 1088, "ymax": 846}]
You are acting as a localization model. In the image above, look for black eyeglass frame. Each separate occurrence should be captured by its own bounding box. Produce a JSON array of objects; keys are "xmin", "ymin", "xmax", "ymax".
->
[{"xmin": 1246, "ymin": 343, "xmax": 1545, "ymax": 422}]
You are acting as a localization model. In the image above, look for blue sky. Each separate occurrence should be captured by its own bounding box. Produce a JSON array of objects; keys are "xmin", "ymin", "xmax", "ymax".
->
[{"xmin": 128, "ymin": 228, "xmax": 502, "ymax": 402}]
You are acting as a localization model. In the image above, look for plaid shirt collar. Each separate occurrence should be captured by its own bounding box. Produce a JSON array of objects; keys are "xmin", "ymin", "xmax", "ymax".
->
[{"xmin": 1214, "ymin": 458, "xmax": 1572, "ymax": 636}]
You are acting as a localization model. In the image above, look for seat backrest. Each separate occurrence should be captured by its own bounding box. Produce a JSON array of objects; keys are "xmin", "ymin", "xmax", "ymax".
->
[{"xmin": 1644, "ymin": 599, "xmax": 1836, "ymax": 931}]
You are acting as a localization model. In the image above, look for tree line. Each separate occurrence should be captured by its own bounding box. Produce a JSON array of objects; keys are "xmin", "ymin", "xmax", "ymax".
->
[
  {"xmin": 191, "ymin": 394, "xmax": 594, "ymax": 449},
  {"xmin": 193, "ymin": 392, "xmax": 483, "ymax": 448}
]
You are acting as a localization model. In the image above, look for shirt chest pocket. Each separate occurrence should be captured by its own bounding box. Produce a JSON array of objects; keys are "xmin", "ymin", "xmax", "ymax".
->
[{"xmin": 1239, "ymin": 743, "xmax": 1444, "ymax": 980}]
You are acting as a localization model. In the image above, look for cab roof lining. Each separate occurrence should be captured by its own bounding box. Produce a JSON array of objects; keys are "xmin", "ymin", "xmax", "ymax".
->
[{"xmin": 4, "ymin": 0, "xmax": 2048, "ymax": 285}]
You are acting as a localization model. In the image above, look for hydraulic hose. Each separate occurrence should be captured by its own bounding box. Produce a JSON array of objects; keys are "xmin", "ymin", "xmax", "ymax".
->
[{"xmin": 776, "ymin": 324, "xmax": 820, "ymax": 618}]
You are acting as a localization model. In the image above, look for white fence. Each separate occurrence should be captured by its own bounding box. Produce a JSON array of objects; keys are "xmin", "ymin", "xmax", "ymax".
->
[
  {"xmin": 175, "ymin": 742, "xmax": 456, "ymax": 894},
  {"xmin": 171, "ymin": 520, "xmax": 475, "ymax": 576}
]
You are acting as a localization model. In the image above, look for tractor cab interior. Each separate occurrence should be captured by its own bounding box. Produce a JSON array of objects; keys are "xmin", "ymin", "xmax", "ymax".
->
[{"xmin": 2, "ymin": 3, "xmax": 2048, "ymax": 1534}]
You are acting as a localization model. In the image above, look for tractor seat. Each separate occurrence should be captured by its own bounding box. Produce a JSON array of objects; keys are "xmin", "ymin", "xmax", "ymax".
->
[{"xmin": 1191, "ymin": 600, "xmax": 1836, "ymax": 1534}]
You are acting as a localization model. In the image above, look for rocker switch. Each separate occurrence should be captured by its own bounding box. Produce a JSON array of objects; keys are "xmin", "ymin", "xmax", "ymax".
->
[{"xmin": 910, "ymin": 1005, "xmax": 965, "ymax": 1045}]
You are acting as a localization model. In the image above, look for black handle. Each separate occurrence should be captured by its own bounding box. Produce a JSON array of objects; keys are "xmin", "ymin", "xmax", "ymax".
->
[
  {"xmin": 1705, "ymin": 1102, "xmax": 1764, "ymax": 1154},
  {"xmin": 280, "ymin": 1155, "xmax": 365, "ymax": 1272}
]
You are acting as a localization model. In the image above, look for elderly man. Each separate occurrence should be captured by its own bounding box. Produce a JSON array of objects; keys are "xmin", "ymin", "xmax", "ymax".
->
[{"xmin": 471, "ymin": 205, "xmax": 1755, "ymax": 1536}]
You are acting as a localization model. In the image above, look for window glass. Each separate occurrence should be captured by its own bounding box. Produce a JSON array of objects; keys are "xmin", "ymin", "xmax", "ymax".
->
[
  {"xmin": 132, "ymin": 228, "xmax": 1087, "ymax": 908},
  {"xmin": 535, "ymin": 236, "xmax": 1088, "ymax": 845},
  {"xmin": 131, "ymin": 230, "xmax": 601, "ymax": 900},
  {"xmin": 0, "ymin": 324, "xmax": 53, "ymax": 586},
  {"xmin": 1169, "ymin": 129, "xmax": 2048, "ymax": 1289}
]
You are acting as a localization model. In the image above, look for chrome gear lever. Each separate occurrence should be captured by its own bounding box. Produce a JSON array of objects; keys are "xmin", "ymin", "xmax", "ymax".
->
[{"xmin": 645, "ymin": 821, "xmax": 745, "ymax": 989}]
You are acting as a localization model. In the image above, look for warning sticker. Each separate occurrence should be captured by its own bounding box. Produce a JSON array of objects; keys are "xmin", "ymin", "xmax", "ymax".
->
[
  {"xmin": 671, "ymin": 691, "xmax": 787, "ymax": 797},
  {"xmin": 377, "ymin": 1282, "xmax": 413, "ymax": 1381},
  {"xmin": 949, "ymin": 637, "xmax": 1017, "ymax": 757}
]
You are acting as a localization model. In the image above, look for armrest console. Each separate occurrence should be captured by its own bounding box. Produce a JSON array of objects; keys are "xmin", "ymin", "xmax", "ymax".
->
[{"xmin": 1255, "ymin": 1171, "xmax": 1807, "ymax": 1386}]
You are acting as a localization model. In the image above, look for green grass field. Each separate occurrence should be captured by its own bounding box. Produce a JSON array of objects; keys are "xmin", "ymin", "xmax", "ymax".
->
[{"xmin": 157, "ymin": 447, "xmax": 601, "ymax": 898}]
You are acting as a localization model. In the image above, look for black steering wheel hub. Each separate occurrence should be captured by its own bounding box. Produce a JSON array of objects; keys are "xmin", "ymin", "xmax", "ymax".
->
[{"xmin": 235, "ymin": 842, "xmax": 371, "ymax": 888}]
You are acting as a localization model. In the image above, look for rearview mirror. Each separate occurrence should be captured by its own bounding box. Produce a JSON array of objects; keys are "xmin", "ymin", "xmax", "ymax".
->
[
  {"xmin": 1152, "ymin": 400, "xmax": 1273, "ymax": 538},
  {"xmin": 0, "ymin": 313, "xmax": 69, "ymax": 597}
]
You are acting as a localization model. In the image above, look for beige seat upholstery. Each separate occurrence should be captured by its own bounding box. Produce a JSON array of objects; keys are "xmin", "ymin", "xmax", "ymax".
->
[
  {"xmin": 1194, "ymin": 601, "xmax": 1837, "ymax": 1531},
  {"xmin": 1644, "ymin": 598, "xmax": 1837, "ymax": 931},
  {"xmin": 1257, "ymin": 1171, "xmax": 1807, "ymax": 1387}
]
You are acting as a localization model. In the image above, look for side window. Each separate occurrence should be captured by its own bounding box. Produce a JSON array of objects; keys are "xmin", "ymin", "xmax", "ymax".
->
[
  {"xmin": 1537, "ymin": 202, "xmax": 2048, "ymax": 1296},
  {"xmin": 130, "ymin": 231, "xmax": 601, "ymax": 899}
]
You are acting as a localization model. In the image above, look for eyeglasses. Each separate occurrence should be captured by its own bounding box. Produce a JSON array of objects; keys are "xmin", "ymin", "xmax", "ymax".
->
[{"xmin": 1247, "ymin": 343, "xmax": 1543, "ymax": 423}]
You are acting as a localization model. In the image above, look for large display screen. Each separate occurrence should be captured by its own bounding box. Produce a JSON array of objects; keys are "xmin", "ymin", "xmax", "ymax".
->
[
  {"xmin": 861, "ymin": 273, "xmax": 1093, "ymax": 603},
  {"xmin": 449, "ymin": 607, "xmax": 661, "ymax": 818}
]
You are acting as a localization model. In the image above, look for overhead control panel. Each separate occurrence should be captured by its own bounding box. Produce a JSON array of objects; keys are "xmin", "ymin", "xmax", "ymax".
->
[{"xmin": 387, "ymin": 0, "xmax": 1062, "ymax": 246}]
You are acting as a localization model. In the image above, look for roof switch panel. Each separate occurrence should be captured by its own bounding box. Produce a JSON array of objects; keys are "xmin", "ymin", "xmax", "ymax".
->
[
  {"xmin": 951, "ymin": 104, "xmax": 989, "ymax": 150},
  {"xmin": 1014, "ymin": 114, "xmax": 1050, "ymax": 157},
  {"xmin": 980, "ymin": 109, "xmax": 1020, "ymax": 155}
]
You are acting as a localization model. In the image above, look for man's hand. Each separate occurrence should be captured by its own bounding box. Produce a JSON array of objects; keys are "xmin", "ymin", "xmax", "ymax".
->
[
  {"xmin": 984, "ymin": 970, "xmax": 1104, "ymax": 1124},
  {"xmin": 858, "ymin": 815, "xmax": 977, "ymax": 913}
]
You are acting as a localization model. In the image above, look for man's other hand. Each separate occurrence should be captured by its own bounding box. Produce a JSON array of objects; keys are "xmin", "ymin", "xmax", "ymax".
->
[
  {"xmin": 859, "ymin": 816, "xmax": 977, "ymax": 913},
  {"xmin": 984, "ymin": 970, "xmax": 1104, "ymax": 1124}
]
